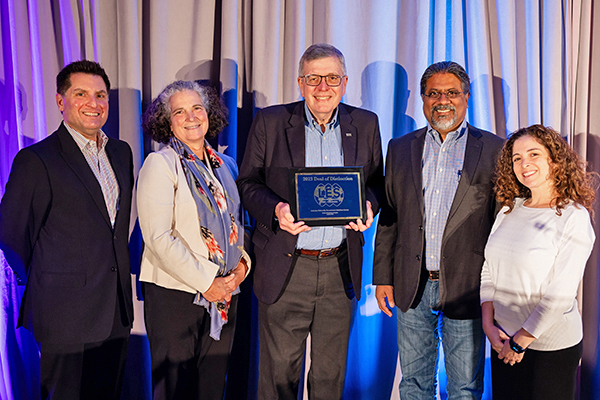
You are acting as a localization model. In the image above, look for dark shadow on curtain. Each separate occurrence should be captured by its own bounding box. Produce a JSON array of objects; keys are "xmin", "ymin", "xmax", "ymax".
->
[
  {"xmin": 580, "ymin": 132, "xmax": 600, "ymax": 400},
  {"xmin": 361, "ymin": 61, "xmax": 416, "ymax": 139}
]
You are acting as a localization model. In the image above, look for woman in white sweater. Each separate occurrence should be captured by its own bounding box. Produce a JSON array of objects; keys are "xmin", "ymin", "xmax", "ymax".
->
[
  {"xmin": 137, "ymin": 81, "xmax": 250, "ymax": 400},
  {"xmin": 481, "ymin": 125, "xmax": 596, "ymax": 400}
]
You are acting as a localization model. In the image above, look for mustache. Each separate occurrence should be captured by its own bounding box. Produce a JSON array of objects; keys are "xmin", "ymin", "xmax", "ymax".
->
[{"xmin": 432, "ymin": 104, "xmax": 456, "ymax": 112}]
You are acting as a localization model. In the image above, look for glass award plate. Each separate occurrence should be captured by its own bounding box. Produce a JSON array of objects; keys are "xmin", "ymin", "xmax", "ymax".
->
[{"xmin": 288, "ymin": 166, "xmax": 366, "ymax": 226}]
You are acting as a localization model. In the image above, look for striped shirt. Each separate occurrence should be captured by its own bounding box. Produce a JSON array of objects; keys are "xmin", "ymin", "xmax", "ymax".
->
[
  {"xmin": 422, "ymin": 120, "xmax": 467, "ymax": 271},
  {"xmin": 65, "ymin": 123, "xmax": 120, "ymax": 227},
  {"xmin": 296, "ymin": 102, "xmax": 345, "ymax": 250}
]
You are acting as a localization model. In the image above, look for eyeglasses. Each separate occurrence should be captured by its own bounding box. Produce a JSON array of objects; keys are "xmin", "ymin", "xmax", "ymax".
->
[
  {"xmin": 300, "ymin": 74, "xmax": 345, "ymax": 87},
  {"xmin": 423, "ymin": 90, "xmax": 464, "ymax": 99}
]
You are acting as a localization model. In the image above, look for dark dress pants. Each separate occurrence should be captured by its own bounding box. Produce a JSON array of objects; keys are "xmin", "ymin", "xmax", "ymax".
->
[
  {"xmin": 258, "ymin": 248, "xmax": 353, "ymax": 400},
  {"xmin": 40, "ymin": 290, "xmax": 131, "ymax": 400},
  {"xmin": 490, "ymin": 340, "xmax": 582, "ymax": 400},
  {"xmin": 143, "ymin": 282, "xmax": 237, "ymax": 400}
]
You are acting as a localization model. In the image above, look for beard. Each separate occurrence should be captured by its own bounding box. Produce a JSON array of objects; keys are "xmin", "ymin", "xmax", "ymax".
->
[{"xmin": 430, "ymin": 104, "xmax": 457, "ymax": 132}]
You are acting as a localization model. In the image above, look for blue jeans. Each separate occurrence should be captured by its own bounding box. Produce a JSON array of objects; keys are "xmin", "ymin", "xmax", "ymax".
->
[{"xmin": 397, "ymin": 279, "xmax": 485, "ymax": 399}]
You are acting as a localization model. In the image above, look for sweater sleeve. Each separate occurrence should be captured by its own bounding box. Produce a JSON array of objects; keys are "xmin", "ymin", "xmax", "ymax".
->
[
  {"xmin": 521, "ymin": 207, "xmax": 595, "ymax": 338},
  {"xmin": 480, "ymin": 208, "xmax": 506, "ymax": 304}
]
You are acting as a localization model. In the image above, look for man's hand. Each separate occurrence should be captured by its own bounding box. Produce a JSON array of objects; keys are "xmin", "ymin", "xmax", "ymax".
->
[
  {"xmin": 346, "ymin": 200, "xmax": 374, "ymax": 232},
  {"xmin": 275, "ymin": 202, "xmax": 311, "ymax": 235},
  {"xmin": 375, "ymin": 284, "xmax": 395, "ymax": 317}
]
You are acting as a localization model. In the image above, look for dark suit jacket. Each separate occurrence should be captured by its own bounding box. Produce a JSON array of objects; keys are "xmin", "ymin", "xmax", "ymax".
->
[
  {"xmin": 0, "ymin": 123, "xmax": 134, "ymax": 344},
  {"xmin": 237, "ymin": 101, "xmax": 384, "ymax": 304},
  {"xmin": 373, "ymin": 124, "xmax": 504, "ymax": 319}
]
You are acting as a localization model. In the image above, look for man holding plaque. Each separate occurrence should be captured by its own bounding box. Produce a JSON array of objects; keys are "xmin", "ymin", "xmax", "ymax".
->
[
  {"xmin": 373, "ymin": 61, "xmax": 504, "ymax": 399},
  {"xmin": 237, "ymin": 43, "xmax": 384, "ymax": 399}
]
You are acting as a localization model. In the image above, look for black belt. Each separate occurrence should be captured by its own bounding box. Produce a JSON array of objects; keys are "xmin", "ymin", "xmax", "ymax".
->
[
  {"xmin": 427, "ymin": 270, "xmax": 439, "ymax": 281},
  {"xmin": 295, "ymin": 242, "xmax": 346, "ymax": 258}
]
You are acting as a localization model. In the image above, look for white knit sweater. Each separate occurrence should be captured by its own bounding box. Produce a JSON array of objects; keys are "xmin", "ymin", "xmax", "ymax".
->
[{"xmin": 481, "ymin": 198, "xmax": 595, "ymax": 351}]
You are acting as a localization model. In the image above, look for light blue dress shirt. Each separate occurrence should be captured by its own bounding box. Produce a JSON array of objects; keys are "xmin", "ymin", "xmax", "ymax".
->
[
  {"xmin": 296, "ymin": 103, "xmax": 346, "ymax": 250},
  {"xmin": 422, "ymin": 120, "xmax": 468, "ymax": 271}
]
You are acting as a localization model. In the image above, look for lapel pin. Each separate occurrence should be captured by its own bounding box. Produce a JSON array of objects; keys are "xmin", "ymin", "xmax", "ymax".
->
[{"xmin": 345, "ymin": 132, "xmax": 352, "ymax": 137}]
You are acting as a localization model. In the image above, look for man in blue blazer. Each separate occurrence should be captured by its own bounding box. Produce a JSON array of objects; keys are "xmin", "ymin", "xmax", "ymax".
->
[
  {"xmin": 374, "ymin": 61, "xmax": 504, "ymax": 399},
  {"xmin": 0, "ymin": 60, "xmax": 133, "ymax": 399},
  {"xmin": 237, "ymin": 44, "xmax": 384, "ymax": 399}
]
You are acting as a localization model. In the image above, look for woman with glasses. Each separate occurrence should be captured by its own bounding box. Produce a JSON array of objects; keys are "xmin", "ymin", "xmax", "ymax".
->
[
  {"xmin": 137, "ymin": 80, "xmax": 250, "ymax": 400},
  {"xmin": 481, "ymin": 125, "xmax": 595, "ymax": 400}
]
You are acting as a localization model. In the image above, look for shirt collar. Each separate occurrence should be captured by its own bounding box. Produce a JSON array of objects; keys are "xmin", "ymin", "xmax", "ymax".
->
[
  {"xmin": 64, "ymin": 121, "xmax": 108, "ymax": 152},
  {"xmin": 303, "ymin": 102, "xmax": 339, "ymax": 130},
  {"xmin": 427, "ymin": 119, "xmax": 467, "ymax": 143}
]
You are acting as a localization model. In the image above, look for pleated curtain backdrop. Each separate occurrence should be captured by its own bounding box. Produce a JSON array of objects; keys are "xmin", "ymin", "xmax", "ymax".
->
[{"xmin": 1, "ymin": 1, "xmax": 600, "ymax": 399}]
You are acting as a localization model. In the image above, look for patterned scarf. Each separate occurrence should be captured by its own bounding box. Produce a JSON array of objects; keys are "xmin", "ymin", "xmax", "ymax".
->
[{"xmin": 170, "ymin": 137, "xmax": 243, "ymax": 340}]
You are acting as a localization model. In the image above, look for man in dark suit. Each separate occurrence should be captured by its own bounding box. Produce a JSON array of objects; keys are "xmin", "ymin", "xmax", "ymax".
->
[
  {"xmin": 0, "ymin": 60, "xmax": 133, "ymax": 399},
  {"xmin": 374, "ymin": 61, "xmax": 504, "ymax": 399},
  {"xmin": 237, "ymin": 43, "xmax": 384, "ymax": 400}
]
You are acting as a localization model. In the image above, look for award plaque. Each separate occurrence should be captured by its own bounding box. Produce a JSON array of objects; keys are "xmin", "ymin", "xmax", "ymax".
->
[{"xmin": 288, "ymin": 166, "xmax": 366, "ymax": 226}]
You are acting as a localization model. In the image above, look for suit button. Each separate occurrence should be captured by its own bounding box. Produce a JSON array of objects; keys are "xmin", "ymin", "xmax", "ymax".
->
[
  {"xmin": 419, "ymin": 226, "xmax": 423, "ymax": 230},
  {"xmin": 111, "ymin": 266, "xmax": 117, "ymax": 272},
  {"xmin": 416, "ymin": 255, "xmax": 421, "ymax": 261},
  {"xmin": 113, "ymin": 235, "xmax": 118, "ymax": 240},
  {"xmin": 287, "ymin": 253, "xmax": 293, "ymax": 257}
]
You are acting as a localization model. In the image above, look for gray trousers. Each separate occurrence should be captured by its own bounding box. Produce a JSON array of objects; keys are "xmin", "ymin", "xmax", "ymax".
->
[{"xmin": 257, "ymin": 248, "xmax": 353, "ymax": 400}]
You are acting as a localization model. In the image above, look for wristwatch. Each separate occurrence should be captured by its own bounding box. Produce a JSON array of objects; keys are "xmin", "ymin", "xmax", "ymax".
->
[{"xmin": 509, "ymin": 336, "xmax": 526, "ymax": 354}]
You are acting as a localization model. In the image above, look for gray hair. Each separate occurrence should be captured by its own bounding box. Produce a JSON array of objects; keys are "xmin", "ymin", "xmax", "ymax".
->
[
  {"xmin": 142, "ymin": 80, "xmax": 229, "ymax": 144},
  {"xmin": 420, "ymin": 61, "xmax": 471, "ymax": 95},
  {"xmin": 298, "ymin": 43, "xmax": 347, "ymax": 76},
  {"xmin": 157, "ymin": 80, "xmax": 210, "ymax": 116}
]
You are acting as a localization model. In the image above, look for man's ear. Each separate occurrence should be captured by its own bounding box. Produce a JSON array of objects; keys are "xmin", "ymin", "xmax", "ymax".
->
[{"xmin": 56, "ymin": 93, "xmax": 64, "ymax": 112}]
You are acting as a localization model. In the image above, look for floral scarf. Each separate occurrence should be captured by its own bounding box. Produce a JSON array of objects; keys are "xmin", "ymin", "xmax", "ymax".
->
[{"xmin": 170, "ymin": 137, "xmax": 243, "ymax": 340}]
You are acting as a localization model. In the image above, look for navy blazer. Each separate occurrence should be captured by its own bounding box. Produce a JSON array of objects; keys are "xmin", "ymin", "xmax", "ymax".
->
[
  {"xmin": 237, "ymin": 101, "xmax": 384, "ymax": 304},
  {"xmin": 0, "ymin": 123, "xmax": 134, "ymax": 344},
  {"xmin": 373, "ymin": 124, "xmax": 504, "ymax": 319}
]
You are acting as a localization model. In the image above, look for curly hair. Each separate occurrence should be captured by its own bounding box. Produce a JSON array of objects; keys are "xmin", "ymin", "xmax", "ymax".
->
[
  {"xmin": 142, "ymin": 80, "xmax": 228, "ymax": 144},
  {"xmin": 494, "ymin": 124, "xmax": 596, "ymax": 215}
]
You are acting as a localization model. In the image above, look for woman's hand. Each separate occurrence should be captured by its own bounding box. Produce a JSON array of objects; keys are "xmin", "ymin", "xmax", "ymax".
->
[
  {"xmin": 483, "ymin": 322, "xmax": 510, "ymax": 354},
  {"xmin": 229, "ymin": 258, "xmax": 249, "ymax": 291},
  {"xmin": 498, "ymin": 340, "xmax": 525, "ymax": 365},
  {"xmin": 203, "ymin": 275, "xmax": 235, "ymax": 303}
]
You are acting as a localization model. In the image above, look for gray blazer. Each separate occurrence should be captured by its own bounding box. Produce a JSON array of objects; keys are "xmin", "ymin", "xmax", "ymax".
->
[{"xmin": 373, "ymin": 124, "xmax": 504, "ymax": 319}]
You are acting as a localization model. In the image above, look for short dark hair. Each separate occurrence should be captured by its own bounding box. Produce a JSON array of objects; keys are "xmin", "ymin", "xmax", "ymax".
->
[
  {"xmin": 298, "ymin": 43, "xmax": 347, "ymax": 76},
  {"xmin": 142, "ymin": 80, "xmax": 228, "ymax": 144},
  {"xmin": 56, "ymin": 60, "xmax": 110, "ymax": 95},
  {"xmin": 420, "ymin": 61, "xmax": 470, "ymax": 95}
]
